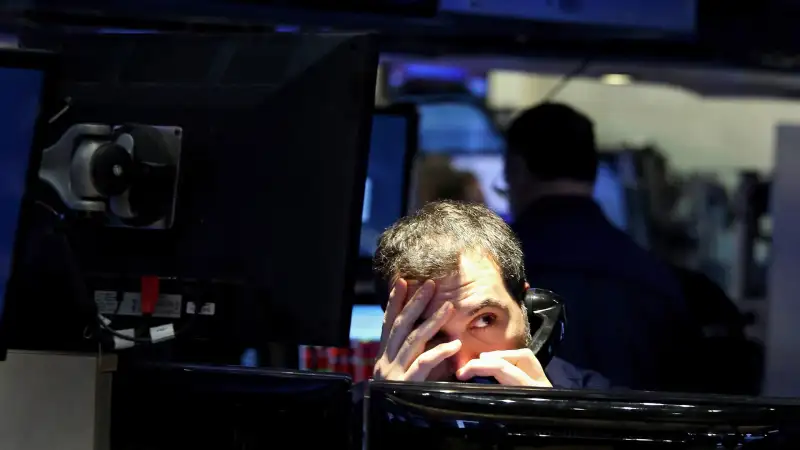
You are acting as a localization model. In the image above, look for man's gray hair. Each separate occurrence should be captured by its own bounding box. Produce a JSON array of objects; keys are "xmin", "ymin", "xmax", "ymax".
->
[{"xmin": 374, "ymin": 200, "xmax": 527, "ymax": 301}]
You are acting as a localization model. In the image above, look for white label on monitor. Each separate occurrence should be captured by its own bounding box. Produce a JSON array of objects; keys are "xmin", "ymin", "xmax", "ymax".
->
[
  {"xmin": 95, "ymin": 291, "xmax": 182, "ymax": 318},
  {"xmin": 94, "ymin": 290, "xmax": 119, "ymax": 315},
  {"xmin": 186, "ymin": 302, "xmax": 216, "ymax": 316},
  {"xmin": 113, "ymin": 328, "xmax": 136, "ymax": 350},
  {"xmin": 149, "ymin": 324, "xmax": 175, "ymax": 343}
]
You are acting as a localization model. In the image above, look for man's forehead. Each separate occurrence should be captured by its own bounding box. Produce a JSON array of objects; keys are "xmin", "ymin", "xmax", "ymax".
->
[
  {"xmin": 404, "ymin": 252, "xmax": 500, "ymax": 288},
  {"xmin": 405, "ymin": 256, "xmax": 506, "ymax": 318},
  {"xmin": 406, "ymin": 276, "xmax": 475, "ymax": 312},
  {"xmin": 415, "ymin": 285, "xmax": 480, "ymax": 321}
]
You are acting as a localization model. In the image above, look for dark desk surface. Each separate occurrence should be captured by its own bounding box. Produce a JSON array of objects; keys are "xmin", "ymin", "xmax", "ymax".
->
[{"xmin": 367, "ymin": 381, "xmax": 800, "ymax": 449}]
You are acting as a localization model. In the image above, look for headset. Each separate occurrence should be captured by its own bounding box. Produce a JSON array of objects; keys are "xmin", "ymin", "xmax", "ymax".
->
[{"xmin": 523, "ymin": 288, "xmax": 567, "ymax": 368}]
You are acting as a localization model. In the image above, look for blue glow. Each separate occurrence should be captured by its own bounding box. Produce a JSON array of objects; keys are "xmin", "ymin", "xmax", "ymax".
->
[
  {"xmin": 467, "ymin": 77, "xmax": 487, "ymax": 97},
  {"xmin": 403, "ymin": 64, "xmax": 466, "ymax": 81},
  {"xmin": 275, "ymin": 25, "xmax": 300, "ymax": 33},
  {"xmin": 240, "ymin": 348, "xmax": 258, "ymax": 367},
  {"xmin": 96, "ymin": 28, "xmax": 159, "ymax": 34},
  {"xmin": 350, "ymin": 305, "xmax": 384, "ymax": 341},
  {"xmin": 593, "ymin": 162, "xmax": 628, "ymax": 231},
  {"xmin": 388, "ymin": 69, "xmax": 405, "ymax": 88},
  {"xmin": 362, "ymin": 178, "xmax": 372, "ymax": 223}
]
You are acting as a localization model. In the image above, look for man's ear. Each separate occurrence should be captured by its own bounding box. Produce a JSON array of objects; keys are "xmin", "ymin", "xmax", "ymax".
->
[{"xmin": 524, "ymin": 281, "xmax": 530, "ymax": 290}]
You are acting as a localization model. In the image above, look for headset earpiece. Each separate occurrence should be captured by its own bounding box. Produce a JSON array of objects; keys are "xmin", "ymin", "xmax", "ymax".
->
[{"xmin": 524, "ymin": 288, "xmax": 567, "ymax": 367}]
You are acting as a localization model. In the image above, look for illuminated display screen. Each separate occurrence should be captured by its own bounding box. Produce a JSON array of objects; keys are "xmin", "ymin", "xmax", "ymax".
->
[
  {"xmin": 360, "ymin": 114, "xmax": 410, "ymax": 256},
  {"xmin": 0, "ymin": 67, "xmax": 44, "ymax": 325}
]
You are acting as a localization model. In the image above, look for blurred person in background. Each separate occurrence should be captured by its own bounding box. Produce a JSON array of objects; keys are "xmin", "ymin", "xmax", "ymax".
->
[
  {"xmin": 503, "ymin": 102, "xmax": 700, "ymax": 391},
  {"xmin": 434, "ymin": 171, "xmax": 486, "ymax": 204},
  {"xmin": 459, "ymin": 172, "xmax": 486, "ymax": 204},
  {"xmin": 416, "ymin": 155, "xmax": 486, "ymax": 205}
]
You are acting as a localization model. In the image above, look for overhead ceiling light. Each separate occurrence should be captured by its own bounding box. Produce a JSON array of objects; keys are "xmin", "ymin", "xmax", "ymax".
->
[{"xmin": 600, "ymin": 73, "xmax": 633, "ymax": 85}]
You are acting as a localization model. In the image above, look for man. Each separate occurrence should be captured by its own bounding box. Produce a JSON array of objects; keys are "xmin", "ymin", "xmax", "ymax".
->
[
  {"xmin": 372, "ymin": 200, "xmax": 609, "ymax": 389},
  {"xmin": 503, "ymin": 102, "xmax": 698, "ymax": 391}
]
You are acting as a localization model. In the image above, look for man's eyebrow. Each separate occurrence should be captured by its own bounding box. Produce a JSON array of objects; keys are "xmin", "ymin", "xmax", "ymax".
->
[
  {"xmin": 461, "ymin": 298, "xmax": 506, "ymax": 317},
  {"xmin": 413, "ymin": 298, "xmax": 507, "ymax": 328}
]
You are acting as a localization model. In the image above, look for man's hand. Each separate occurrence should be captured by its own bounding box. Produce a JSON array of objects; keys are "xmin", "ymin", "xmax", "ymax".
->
[
  {"xmin": 373, "ymin": 278, "xmax": 462, "ymax": 382},
  {"xmin": 455, "ymin": 349, "xmax": 552, "ymax": 387}
]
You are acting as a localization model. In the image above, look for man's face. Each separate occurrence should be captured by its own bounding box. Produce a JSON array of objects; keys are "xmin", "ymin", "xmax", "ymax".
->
[{"xmin": 406, "ymin": 252, "xmax": 529, "ymax": 381}]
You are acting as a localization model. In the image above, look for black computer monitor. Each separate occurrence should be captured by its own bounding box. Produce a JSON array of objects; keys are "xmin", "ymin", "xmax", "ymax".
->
[
  {"xmin": 359, "ymin": 105, "xmax": 418, "ymax": 258},
  {"xmin": 29, "ymin": 0, "xmax": 440, "ymax": 21},
  {"xmin": 17, "ymin": 31, "xmax": 378, "ymax": 348},
  {"xmin": 366, "ymin": 380, "xmax": 800, "ymax": 449},
  {"xmin": 112, "ymin": 363, "xmax": 355, "ymax": 449},
  {"xmin": 0, "ymin": 49, "xmax": 57, "ymax": 361}
]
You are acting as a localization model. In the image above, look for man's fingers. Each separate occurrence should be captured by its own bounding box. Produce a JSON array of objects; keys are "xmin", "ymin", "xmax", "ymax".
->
[
  {"xmin": 395, "ymin": 301, "xmax": 454, "ymax": 368},
  {"xmin": 386, "ymin": 280, "xmax": 436, "ymax": 358},
  {"xmin": 456, "ymin": 358, "xmax": 551, "ymax": 387},
  {"xmin": 380, "ymin": 279, "xmax": 407, "ymax": 354},
  {"xmin": 404, "ymin": 340, "xmax": 462, "ymax": 382},
  {"xmin": 479, "ymin": 348, "xmax": 544, "ymax": 377},
  {"xmin": 455, "ymin": 359, "xmax": 536, "ymax": 386}
]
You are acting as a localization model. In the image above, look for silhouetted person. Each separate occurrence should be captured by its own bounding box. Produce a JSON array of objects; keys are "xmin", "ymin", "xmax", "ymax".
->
[{"xmin": 504, "ymin": 102, "xmax": 698, "ymax": 391}]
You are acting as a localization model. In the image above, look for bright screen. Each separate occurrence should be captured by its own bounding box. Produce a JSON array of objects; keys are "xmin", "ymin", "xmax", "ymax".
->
[
  {"xmin": 594, "ymin": 161, "xmax": 628, "ymax": 231},
  {"xmin": 349, "ymin": 304, "xmax": 384, "ymax": 341},
  {"xmin": 0, "ymin": 67, "xmax": 44, "ymax": 323},
  {"xmin": 360, "ymin": 114, "xmax": 409, "ymax": 256},
  {"xmin": 450, "ymin": 154, "xmax": 510, "ymax": 220}
]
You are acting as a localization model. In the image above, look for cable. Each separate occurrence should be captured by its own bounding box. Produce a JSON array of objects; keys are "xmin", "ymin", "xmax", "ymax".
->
[
  {"xmin": 34, "ymin": 200, "xmax": 63, "ymax": 219},
  {"xmin": 95, "ymin": 294, "xmax": 206, "ymax": 347},
  {"xmin": 48, "ymin": 96, "xmax": 71, "ymax": 124},
  {"xmin": 96, "ymin": 297, "xmax": 206, "ymax": 346},
  {"xmin": 539, "ymin": 57, "xmax": 592, "ymax": 103},
  {"xmin": 96, "ymin": 315, "xmax": 154, "ymax": 344},
  {"xmin": 33, "ymin": 200, "xmax": 204, "ymax": 348}
]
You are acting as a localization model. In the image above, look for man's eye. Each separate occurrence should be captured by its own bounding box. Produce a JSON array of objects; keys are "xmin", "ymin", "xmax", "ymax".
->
[{"xmin": 472, "ymin": 313, "xmax": 497, "ymax": 329}]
